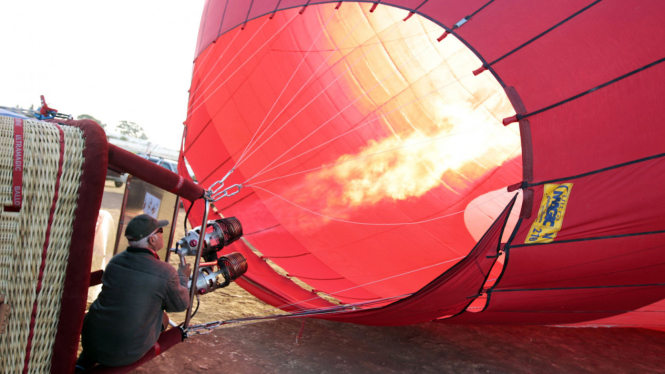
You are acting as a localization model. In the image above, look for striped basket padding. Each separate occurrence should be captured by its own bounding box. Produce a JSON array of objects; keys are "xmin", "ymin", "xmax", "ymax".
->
[{"xmin": 0, "ymin": 115, "xmax": 84, "ymax": 374}]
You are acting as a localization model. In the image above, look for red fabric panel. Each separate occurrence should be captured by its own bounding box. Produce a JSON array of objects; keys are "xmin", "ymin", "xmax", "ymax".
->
[
  {"xmin": 47, "ymin": 119, "xmax": 108, "ymax": 374},
  {"xmin": 248, "ymin": 0, "xmax": 284, "ymax": 20},
  {"xmin": 528, "ymin": 63, "xmax": 665, "ymax": 181},
  {"xmin": 184, "ymin": 2, "xmax": 522, "ymax": 302},
  {"xmin": 561, "ymin": 299, "xmax": 665, "ymax": 330},
  {"xmin": 511, "ymin": 157, "xmax": 665, "ymax": 245},
  {"xmin": 194, "ymin": 0, "xmax": 229, "ymax": 58},
  {"xmin": 501, "ymin": 233, "xmax": 665, "ymax": 291},
  {"xmin": 448, "ymin": 285, "xmax": 665, "ymax": 325},
  {"xmin": 318, "ymin": 195, "xmax": 515, "ymax": 326},
  {"xmin": 492, "ymin": 1, "xmax": 665, "ymax": 111},
  {"xmin": 220, "ymin": 0, "xmax": 252, "ymax": 31},
  {"xmin": 455, "ymin": 0, "xmax": 592, "ymax": 66},
  {"xmin": 84, "ymin": 328, "xmax": 183, "ymax": 374},
  {"xmin": 108, "ymin": 144, "xmax": 204, "ymax": 202},
  {"xmin": 190, "ymin": 0, "xmax": 665, "ymax": 328}
]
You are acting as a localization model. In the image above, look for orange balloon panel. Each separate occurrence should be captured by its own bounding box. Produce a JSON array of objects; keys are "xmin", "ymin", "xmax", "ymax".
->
[{"xmin": 185, "ymin": 4, "xmax": 521, "ymax": 304}]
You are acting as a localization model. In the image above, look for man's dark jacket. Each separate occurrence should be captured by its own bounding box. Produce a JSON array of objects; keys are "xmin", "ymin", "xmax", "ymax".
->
[{"xmin": 81, "ymin": 247, "xmax": 189, "ymax": 366}]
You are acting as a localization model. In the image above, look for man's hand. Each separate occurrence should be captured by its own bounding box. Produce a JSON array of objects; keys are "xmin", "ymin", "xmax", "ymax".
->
[{"xmin": 179, "ymin": 263, "xmax": 192, "ymax": 278}]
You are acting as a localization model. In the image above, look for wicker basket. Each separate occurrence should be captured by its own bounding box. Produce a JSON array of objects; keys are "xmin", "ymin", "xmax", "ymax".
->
[{"xmin": 0, "ymin": 115, "xmax": 84, "ymax": 374}]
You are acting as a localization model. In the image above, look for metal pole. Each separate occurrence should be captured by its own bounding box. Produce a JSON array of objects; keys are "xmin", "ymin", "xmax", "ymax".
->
[
  {"xmin": 164, "ymin": 196, "xmax": 181, "ymax": 263},
  {"xmin": 183, "ymin": 199, "xmax": 210, "ymax": 329},
  {"xmin": 113, "ymin": 175, "xmax": 132, "ymax": 255}
]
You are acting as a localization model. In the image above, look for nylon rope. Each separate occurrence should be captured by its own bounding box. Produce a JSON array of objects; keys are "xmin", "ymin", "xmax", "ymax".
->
[
  {"xmin": 242, "ymin": 70, "xmax": 478, "ymax": 185},
  {"xmin": 188, "ymin": 12, "xmax": 300, "ymax": 118},
  {"xmin": 244, "ymin": 122, "xmax": 489, "ymax": 187},
  {"xmin": 233, "ymin": 18, "xmax": 404, "ymax": 170},
  {"xmin": 189, "ymin": 40, "xmax": 219, "ymax": 91},
  {"xmin": 186, "ymin": 294, "xmax": 411, "ymax": 334},
  {"xmin": 247, "ymin": 186, "xmax": 513, "ymax": 226},
  {"xmin": 257, "ymin": 255, "xmax": 466, "ymax": 315},
  {"xmin": 234, "ymin": 9, "xmax": 340, "ymax": 167},
  {"xmin": 235, "ymin": 23, "xmax": 434, "ymax": 173},
  {"xmin": 187, "ymin": 255, "xmax": 471, "ymax": 334},
  {"xmin": 234, "ymin": 10, "xmax": 369, "ymax": 167},
  {"xmin": 188, "ymin": 25, "xmax": 255, "ymax": 108}
]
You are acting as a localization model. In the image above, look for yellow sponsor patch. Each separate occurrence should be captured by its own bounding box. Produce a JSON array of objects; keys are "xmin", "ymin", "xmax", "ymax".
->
[{"xmin": 525, "ymin": 183, "xmax": 573, "ymax": 244}]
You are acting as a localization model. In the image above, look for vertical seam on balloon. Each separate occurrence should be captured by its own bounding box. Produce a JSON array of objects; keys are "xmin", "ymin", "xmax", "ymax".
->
[
  {"xmin": 270, "ymin": 0, "xmax": 283, "ymax": 19},
  {"xmin": 217, "ymin": 0, "xmax": 231, "ymax": 37},
  {"xmin": 196, "ymin": 0, "xmax": 213, "ymax": 57},
  {"xmin": 299, "ymin": 0, "xmax": 312, "ymax": 15},
  {"xmin": 22, "ymin": 124, "xmax": 66, "ymax": 373},
  {"xmin": 526, "ymin": 151, "xmax": 665, "ymax": 187},
  {"xmin": 242, "ymin": 0, "xmax": 256, "ymax": 30}
]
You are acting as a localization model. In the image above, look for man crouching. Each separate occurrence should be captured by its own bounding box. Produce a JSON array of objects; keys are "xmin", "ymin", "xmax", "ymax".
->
[{"xmin": 77, "ymin": 214, "xmax": 191, "ymax": 371}]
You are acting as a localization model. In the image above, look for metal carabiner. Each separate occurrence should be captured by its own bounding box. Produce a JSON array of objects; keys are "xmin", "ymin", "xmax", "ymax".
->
[
  {"xmin": 209, "ymin": 168, "xmax": 236, "ymax": 195},
  {"xmin": 211, "ymin": 184, "xmax": 243, "ymax": 201}
]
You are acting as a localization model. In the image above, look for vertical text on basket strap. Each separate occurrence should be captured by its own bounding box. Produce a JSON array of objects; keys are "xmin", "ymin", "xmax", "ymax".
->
[{"xmin": 5, "ymin": 118, "xmax": 24, "ymax": 212}]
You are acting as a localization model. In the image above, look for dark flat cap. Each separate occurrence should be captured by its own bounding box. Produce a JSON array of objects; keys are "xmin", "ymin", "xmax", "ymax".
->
[{"xmin": 125, "ymin": 214, "xmax": 168, "ymax": 241}]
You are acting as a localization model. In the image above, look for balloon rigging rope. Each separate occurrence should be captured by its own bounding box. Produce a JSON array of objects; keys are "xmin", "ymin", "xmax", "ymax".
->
[
  {"xmin": 188, "ymin": 293, "xmax": 412, "ymax": 333},
  {"xmin": 183, "ymin": 8, "xmax": 517, "ymax": 332},
  {"xmin": 242, "ymin": 70, "xmax": 478, "ymax": 185},
  {"xmin": 188, "ymin": 28, "xmax": 241, "ymax": 97},
  {"xmin": 186, "ymin": 255, "xmax": 470, "ymax": 333},
  {"xmin": 235, "ymin": 9, "xmax": 340, "ymax": 166},
  {"xmin": 256, "ymin": 255, "xmax": 468, "ymax": 317},
  {"xmin": 234, "ymin": 20, "xmax": 426, "ymax": 171},
  {"xmin": 244, "ymin": 123, "xmax": 488, "ymax": 187},
  {"xmin": 235, "ymin": 11, "xmax": 371, "ymax": 167},
  {"xmin": 234, "ymin": 12, "xmax": 391, "ymax": 168},
  {"xmin": 188, "ymin": 12, "xmax": 300, "ymax": 118},
  {"xmin": 185, "ymin": 192, "xmax": 510, "ymax": 333},
  {"xmin": 249, "ymin": 185, "xmax": 513, "ymax": 226},
  {"xmin": 188, "ymin": 21, "xmax": 265, "ymax": 110},
  {"xmin": 233, "ymin": 21, "xmax": 404, "ymax": 171}
]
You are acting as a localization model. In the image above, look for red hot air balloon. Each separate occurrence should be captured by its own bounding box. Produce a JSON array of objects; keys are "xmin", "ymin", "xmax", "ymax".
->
[{"xmin": 180, "ymin": 0, "xmax": 665, "ymax": 329}]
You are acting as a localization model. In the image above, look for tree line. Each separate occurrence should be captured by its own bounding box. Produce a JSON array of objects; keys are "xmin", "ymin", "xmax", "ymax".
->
[{"xmin": 76, "ymin": 114, "xmax": 148, "ymax": 140}]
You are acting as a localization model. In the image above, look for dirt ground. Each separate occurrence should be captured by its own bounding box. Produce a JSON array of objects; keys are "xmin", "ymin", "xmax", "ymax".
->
[{"xmin": 100, "ymin": 182, "xmax": 665, "ymax": 374}]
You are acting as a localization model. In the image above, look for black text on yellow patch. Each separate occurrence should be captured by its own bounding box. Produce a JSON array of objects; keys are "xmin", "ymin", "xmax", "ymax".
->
[{"xmin": 525, "ymin": 183, "xmax": 573, "ymax": 244}]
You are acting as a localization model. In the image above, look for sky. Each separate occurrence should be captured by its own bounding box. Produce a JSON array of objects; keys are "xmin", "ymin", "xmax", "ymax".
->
[{"xmin": 0, "ymin": 1, "xmax": 206, "ymax": 150}]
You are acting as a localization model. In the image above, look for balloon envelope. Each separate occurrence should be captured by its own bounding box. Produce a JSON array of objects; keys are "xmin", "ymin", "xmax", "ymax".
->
[{"xmin": 183, "ymin": 0, "xmax": 665, "ymax": 328}]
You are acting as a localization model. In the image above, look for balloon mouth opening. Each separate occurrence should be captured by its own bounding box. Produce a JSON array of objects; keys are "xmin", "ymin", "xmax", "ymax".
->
[{"xmin": 188, "ymin": 2, "xmax": 522, "ymax": 301}]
